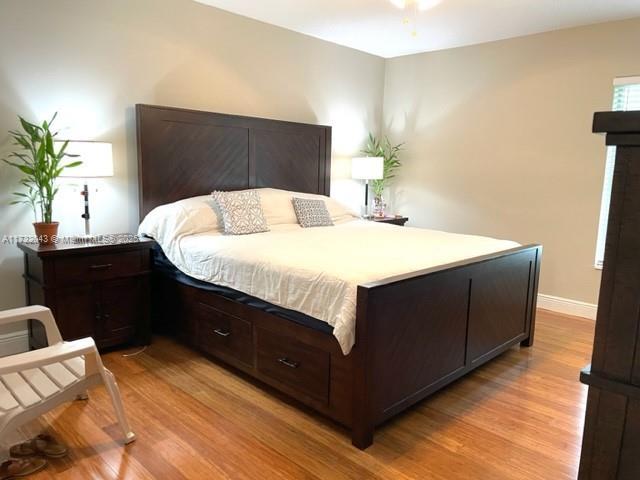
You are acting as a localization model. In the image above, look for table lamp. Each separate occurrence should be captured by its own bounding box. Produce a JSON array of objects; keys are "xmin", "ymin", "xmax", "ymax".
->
[
  {"xmin": 57, "ymin": 141, "xmax": 113, "ymax": 238},
  {"xmin": 352, "ymin": 156, "xmax": 384, "ymax": 218}
]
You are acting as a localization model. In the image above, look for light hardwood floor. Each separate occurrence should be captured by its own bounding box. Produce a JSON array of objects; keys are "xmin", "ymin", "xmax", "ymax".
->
[{"xmin": 4, "ymin": 309, "xmax": 593, "ymax": 480}]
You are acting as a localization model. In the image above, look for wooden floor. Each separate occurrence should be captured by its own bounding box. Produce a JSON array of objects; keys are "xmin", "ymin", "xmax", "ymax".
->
[{"xmin": 4, "ymin": 309, "xmax": 593, "ymax": 480}]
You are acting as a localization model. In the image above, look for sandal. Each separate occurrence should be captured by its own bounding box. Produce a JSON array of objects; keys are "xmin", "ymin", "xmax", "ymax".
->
[
  {"xmin": 0, "ymin": 458, "xmax": 47, "ymax": 479},
  {"xmin": 9, "ymin": 434, "xmax": 68, "ymax": 459}
]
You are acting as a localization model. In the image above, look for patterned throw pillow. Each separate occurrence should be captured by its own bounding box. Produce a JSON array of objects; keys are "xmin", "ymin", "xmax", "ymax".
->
[
  {"xmin": 212, "ymin": 190, "xmax": 269, "ymax": 235},
  {"xmin": 292, "ymin": 197, "xmax": 334, "ymax": 228}
]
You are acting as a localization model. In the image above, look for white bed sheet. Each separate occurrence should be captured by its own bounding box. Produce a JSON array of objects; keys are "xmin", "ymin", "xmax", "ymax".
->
[{"xmin": 143, "ymin": 218, "xmax": 519, "ymax": 355}]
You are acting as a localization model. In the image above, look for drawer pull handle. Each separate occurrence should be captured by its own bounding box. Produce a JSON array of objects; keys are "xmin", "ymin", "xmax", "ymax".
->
[
  {"xmin": 89, "ymin": 263, "xmax": 113, "ymax": 271},
  {"xmin": 277, "ymin": 357, "xmax": 299, "ymax": 369},
  {"xmin": 213, "ymin": 328, "xmax": 231, "ymax": 337}
]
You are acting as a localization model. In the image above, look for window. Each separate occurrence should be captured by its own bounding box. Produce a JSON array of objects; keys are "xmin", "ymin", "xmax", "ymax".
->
[{"xmin": 595, "ymin": 77, "xmax": 640, "ymax": 268}]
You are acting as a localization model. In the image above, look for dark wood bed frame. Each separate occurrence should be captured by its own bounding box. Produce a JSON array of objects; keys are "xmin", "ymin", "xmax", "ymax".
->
[{"xmin": 136, "ymin": 104, "xmax": 542, "ymax": 449}]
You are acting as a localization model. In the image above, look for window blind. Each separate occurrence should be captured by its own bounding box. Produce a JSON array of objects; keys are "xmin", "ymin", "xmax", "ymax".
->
[{"xmin": 595, "ymin": 78, "xmax": 640, "ymax": 268}]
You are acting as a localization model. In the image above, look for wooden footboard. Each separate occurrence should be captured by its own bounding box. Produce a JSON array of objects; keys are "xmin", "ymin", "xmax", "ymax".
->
[{"xmin": 351, "ymin": 244, "xmax": 542, "ymax": 448}]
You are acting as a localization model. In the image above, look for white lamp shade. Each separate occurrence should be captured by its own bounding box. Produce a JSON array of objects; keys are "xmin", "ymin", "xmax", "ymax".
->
[
  {"xmin": 57, "ymin": 141, "xmax": 114, "ymax": 178},
  {"xmin": 351, "ymin": 157, "xmax": 384, "ymax": 180}
]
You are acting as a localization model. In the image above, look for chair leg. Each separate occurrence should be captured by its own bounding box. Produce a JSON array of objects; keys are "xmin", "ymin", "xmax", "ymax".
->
[{"xmin": 102, "ymin": 368, "xmax": 136, "ymax": 444}]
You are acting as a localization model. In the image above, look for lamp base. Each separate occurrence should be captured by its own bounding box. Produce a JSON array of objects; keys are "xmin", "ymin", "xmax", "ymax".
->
[{"xmin": 360, "ymin": 202, "xmax": 371, "ymax": 219}]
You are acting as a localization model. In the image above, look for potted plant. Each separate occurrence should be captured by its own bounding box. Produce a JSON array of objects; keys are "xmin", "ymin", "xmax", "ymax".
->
[
  {"xmin": 3, "ymin": 113, "xmax": 81, "ymax": 245},
  {"xmin": 361, "ymin": 133, "xmax": 403, "ymax": 217}
]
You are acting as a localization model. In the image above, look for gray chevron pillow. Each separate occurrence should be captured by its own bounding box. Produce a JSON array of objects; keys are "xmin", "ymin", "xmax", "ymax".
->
[
  {"xmin": 212, "ymin": 190, "xmax": 269, "ymax": 235},
  {"xmin": 292, "ymin": 197, "xmax": 334, "ymax": 228}
]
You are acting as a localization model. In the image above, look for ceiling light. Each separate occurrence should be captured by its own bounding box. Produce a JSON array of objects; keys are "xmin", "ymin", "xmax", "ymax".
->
[
  {"xmin": 391, "ymin": 0, "xmax": 440, "ymax": 38},
  {"xmin": 417, "ymin": 0, "xmax": 441, "ymax": 10},
  {"xmin": 390, "ymin": 0, "xmax": 441, "ymax": 11}
]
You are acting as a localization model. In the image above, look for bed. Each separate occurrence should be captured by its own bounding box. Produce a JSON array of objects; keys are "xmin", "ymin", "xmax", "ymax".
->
[{"xmin": 136, "ymin": 104, "xmax": 542, "ymax": 449}]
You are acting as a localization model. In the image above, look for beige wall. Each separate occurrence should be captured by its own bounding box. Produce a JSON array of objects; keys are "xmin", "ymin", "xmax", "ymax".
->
[
  {"xmin": 383, "ymin": 18, "xmax": 640, "ymax": 305},
  {"xmin": 0, "ymin": 0, "xmax": 385, "ymax": 322}
]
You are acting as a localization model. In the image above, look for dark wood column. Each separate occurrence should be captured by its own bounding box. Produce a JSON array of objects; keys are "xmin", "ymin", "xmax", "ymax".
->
[{"xmin": 579, "ymin": 111, "xmax": 640, "ymax": 479}]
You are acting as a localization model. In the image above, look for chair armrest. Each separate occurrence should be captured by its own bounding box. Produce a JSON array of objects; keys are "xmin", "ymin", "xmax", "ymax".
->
[
  {"xmin": 0, "ymin": 306, "xmax": 63, "ymax": 345},
  {"xmin": 0, "ymin": 337, "xmax": 97, "ymax": 376}
]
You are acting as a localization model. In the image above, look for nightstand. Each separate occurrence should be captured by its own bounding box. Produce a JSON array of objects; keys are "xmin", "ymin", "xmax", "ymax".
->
[
  {"xmin": 372, "ymin": 216, "xmax": 409, "ymax": 226},
  {"xmin": 18, "ymin": 235, "xmax": 154, "ymax": 350}
]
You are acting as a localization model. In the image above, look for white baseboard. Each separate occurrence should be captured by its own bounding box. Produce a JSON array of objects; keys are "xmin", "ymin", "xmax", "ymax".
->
[
  {"xmin": 0, "ymin": 330, "xmax": 29, "ymax": 357},
  {"xmin": 537, "ymin": 294, "xmax": 597, "ymax": 320}
]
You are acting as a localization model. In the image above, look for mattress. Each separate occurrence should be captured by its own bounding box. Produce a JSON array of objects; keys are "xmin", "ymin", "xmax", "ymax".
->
[
  {"xmin": 151, "ymin": 244, "xmax": 334, "ymax": 334},
  {"xmin": 141, "ymin": 217, "xmax": 519, "ymax": 355}
]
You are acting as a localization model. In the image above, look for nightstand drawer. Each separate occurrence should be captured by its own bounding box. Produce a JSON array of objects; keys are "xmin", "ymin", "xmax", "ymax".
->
[
  {"xmin": 256, "ymin": 328, "xmax": 330, "ymax": 403},
  {"xmin": 53, "ymin": 250, "xmax": 145, "ymax": 284},
  {"xmin": 196, "ymin": 302, "xmax": 253, "ymax": 366}
]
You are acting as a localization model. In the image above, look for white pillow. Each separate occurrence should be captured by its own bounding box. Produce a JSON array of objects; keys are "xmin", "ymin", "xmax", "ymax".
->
[
  {"xmin": 138, "ymin": 195, "xmax": 220, "ymax": 241},
  {"xmin": 258, "ymin": 188, "xmax": 357, "ymax": 226}
]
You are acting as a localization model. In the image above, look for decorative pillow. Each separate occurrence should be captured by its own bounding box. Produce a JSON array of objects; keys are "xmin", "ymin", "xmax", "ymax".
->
[
  {"xmin": 212, "ymin": 190, "xmax": 269, "ymax": 235},
  {"xmin": 292, "ymin": 197, "xmax": 334, "ymax": 228}
]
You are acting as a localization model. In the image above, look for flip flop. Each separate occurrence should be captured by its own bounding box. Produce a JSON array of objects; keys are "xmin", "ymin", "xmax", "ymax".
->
[
  {"xmin": 0, "ymin": 458, "xmax": 47, "ymax": 479},
  {"xmin": 9, "ymin": 434, "xmax": 68, "ymax": 459}
]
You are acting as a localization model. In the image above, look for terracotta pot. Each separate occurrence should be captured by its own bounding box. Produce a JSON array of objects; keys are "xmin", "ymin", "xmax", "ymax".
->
[{"xmin": 33, "ymin": 222, "xmax": 59, "ymax": 246}]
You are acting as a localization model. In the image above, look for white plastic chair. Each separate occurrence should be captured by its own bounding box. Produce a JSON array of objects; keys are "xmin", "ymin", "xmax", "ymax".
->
[{"xmin": 0, "ymin": 306, "xmax": 135, "ymax": 444}]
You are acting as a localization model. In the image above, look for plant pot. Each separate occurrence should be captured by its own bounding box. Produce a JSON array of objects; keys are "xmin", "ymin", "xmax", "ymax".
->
[{"xmin": 33, "ymin": 222, "xmax": 59, "ymax": 246}]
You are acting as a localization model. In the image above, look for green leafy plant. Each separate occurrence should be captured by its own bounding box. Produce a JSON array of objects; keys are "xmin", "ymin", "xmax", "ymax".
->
[
  {"xmin": 361, "ymin": 133, "xmax": 403, "ymax": 198},
  {"xmin": 3, "ymin": 113, "xmax": 81, "ymax": 223}
]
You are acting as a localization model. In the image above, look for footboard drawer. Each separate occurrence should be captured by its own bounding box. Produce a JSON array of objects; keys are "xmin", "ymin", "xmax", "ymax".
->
[
  {"xmin": 256, "ymin": 328, "xmax": 330, "ymax": 403},
  {"xmin": 195, "ymin": 302, "xmax": 253, "ymax": 367}
]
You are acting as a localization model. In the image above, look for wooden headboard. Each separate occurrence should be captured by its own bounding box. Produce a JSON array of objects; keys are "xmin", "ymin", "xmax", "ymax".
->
[{"xmin": 136, "ymin": 104, "xmax": 332, "ymax": 218}]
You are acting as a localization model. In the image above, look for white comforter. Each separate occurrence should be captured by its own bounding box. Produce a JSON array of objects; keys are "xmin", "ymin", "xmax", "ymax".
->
[{"xmin": 144, "ymin": 218, "xmax": 518, "ymax": 354}]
